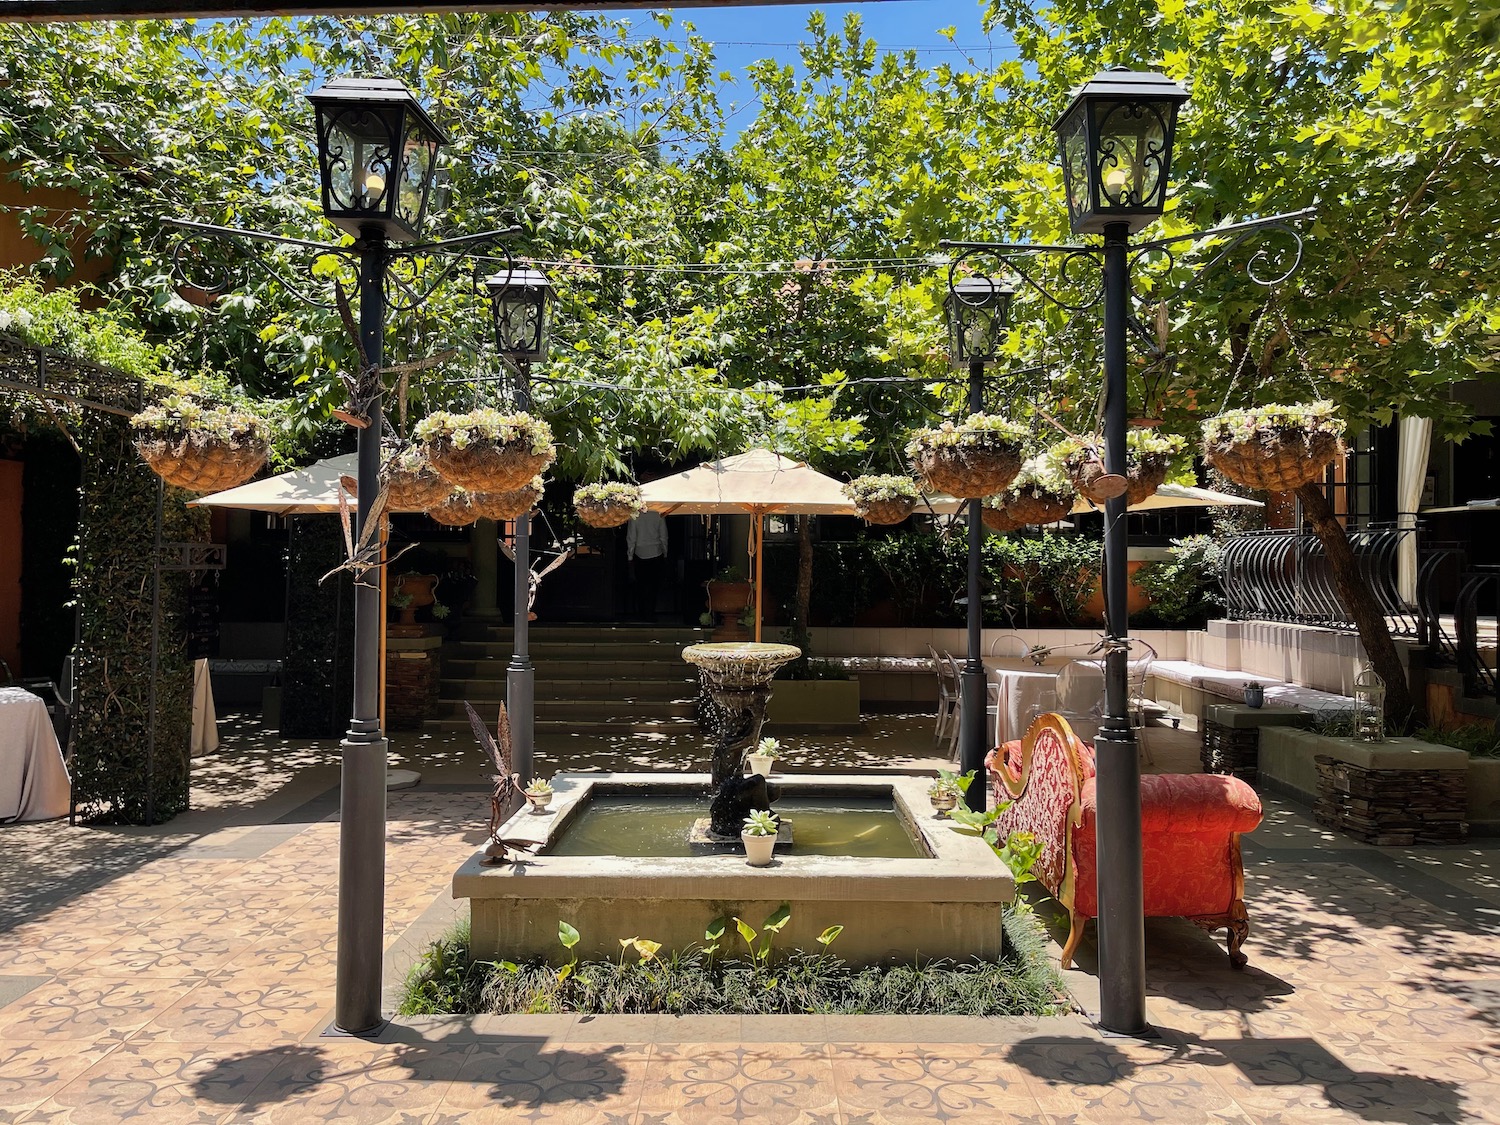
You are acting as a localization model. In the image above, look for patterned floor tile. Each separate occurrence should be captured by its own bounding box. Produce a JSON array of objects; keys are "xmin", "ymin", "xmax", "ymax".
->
[
  {"xmin": 19, "ymin": 1041, "xmax": 287, "ymax": 1124},
  {"xmin": 234, "ymin": 1042, "xmax": 471, "ymax": 1124},
  {"xmin": 0, "ymin": 977, "xmax": 192, "ymax": 1042},
  {"xmin": 829, "ymin": 1049, "xmax": 1042, "ymax": 1124},
  {"xmin": 0, "ymin": 1040, "xmax": 119, "ymax": 1121},
  {"xmin": 433, "ymin": 1040, "xmax": 650, "ymax": 1123},
  {"xmin": 131, "ymin": 981, "xmax": 335, "ymax": 1045},
  {"xmin": 637, "ymin": 1044, "xmax": 839, "ymax": 1125}
]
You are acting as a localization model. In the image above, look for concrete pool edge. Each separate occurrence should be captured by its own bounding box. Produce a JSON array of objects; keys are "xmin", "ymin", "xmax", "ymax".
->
[{"xmin": 453, "ymin": 772, "xmax": 1016, "ymax": 965}]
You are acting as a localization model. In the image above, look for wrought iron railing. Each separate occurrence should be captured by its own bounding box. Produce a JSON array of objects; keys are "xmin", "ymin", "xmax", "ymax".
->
[
  {"xmin": 1455, "ymin": 566, "xmax": 1499, "ymax": 702},
  {"xmin": 1219, "ymin": 525, "xmax": 1421, "ymax": 635},
  {"xmin": 0, "ymin": 332, "xmax": 149, "ymax": 418}
]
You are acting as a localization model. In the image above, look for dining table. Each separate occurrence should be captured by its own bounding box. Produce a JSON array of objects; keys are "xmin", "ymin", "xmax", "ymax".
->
[
  {"xmin": 0, "ymin": 686, "xmax": 71, "ymax": 824},
  {"xmin": 984, "ymin": 658, "xmax": 1068, "ymax": 747}
]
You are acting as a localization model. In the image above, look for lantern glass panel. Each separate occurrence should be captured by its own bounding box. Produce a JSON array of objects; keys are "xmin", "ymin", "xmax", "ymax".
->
[
  {"xmin": 396, "ymin": 125, "xmax": 440, "ymax": 231},
  {"xmin": 1353, "ymin": 667, "xmax": 1386, "ymax": 742},
  {"xmin": 1093, "ymin": 99, "xmax": 1172, "ymax": 210},
  {"xmin": 321, "ymin": 105, "xmax": 400, "ymax": 215},
  {"xmin": 1057, "ymin": 106, "xmax": 1091, "ymax": 228},
  {"xmin": 495, "ymin": 294, "xmax": 540, "ymax": 358}
]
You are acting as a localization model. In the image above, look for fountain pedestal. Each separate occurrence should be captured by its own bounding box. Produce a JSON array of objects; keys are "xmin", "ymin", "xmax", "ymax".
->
[{"xmin": 682, "ymin": 642, "xmax": 801, "ymax": 839}]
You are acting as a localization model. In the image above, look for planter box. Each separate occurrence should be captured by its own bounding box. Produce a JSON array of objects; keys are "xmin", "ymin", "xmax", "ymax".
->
[{"xmin": 765, "ymin": 679, "xmax": 861, "ymax": 729}]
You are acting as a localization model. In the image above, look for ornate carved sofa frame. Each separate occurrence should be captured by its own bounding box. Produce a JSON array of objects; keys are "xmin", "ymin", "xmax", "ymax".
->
[{"xmin": 986, "ymin": 713, "xmax": 1263, "ymax": 969}]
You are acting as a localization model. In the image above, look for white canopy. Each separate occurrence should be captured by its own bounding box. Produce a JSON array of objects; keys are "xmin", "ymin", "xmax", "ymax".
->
[
  {"xmin": 188, "ymin": 453, "xmax": 360, "ymax": 515},
  {"xmin": 639, "ymin": 448, "xmax": 858, "ymax": 516}
]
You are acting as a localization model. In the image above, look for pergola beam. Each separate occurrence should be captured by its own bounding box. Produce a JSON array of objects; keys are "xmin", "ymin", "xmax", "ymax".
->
[{"xmin": 0, "ymin": 0, "xmax": 885, "ymax": 21}]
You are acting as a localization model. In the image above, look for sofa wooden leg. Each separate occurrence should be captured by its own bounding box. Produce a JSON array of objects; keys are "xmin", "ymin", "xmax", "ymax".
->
[
  {"xmin": 1226, "ymin": 899, "xmax": 1250, "ymax": 970},
  {"xmin": 1060, "ymin": 911, "xmax": 1085, "ymax": 969}
]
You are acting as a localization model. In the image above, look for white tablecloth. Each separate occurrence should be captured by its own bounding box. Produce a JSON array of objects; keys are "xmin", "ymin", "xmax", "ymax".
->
[
  {"xmin": 0, "ymin": 687, "xmax": 71, "ymax": 823},
  {"xmin": 985, "ymin": 660, "xmax": 1062, "ymax": 746},
  {"xmin": 192, "ymin": 657, "xmax": 219, "ymax": 757}
]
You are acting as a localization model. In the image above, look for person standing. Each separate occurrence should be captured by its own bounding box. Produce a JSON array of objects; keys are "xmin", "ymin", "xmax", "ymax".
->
[{"xmin": 626, "ymin": 508, "xmax": 668, "ymax": 622}]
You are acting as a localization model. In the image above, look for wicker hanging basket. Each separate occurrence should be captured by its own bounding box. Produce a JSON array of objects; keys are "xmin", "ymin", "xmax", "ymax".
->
[
  {"xmin": 856, "ymin": 496, "xmax": 918, "ymax": 525},
  {"xmin": 1203, "ymin": 403, "xmax": 1346, "ymax": 492},
  {"xmin": 428, "ymin": 490, "xmax": 483, "ymax": 527},
  {"xmin": 474, "ymin": 478, "xmax": 545, "ymax": 522},
  {"xmin": 382, "ymin": 449, "xmax": 450, "ymax": 512},
  {"xmin": 574, "ymin": 483, "xmax": 645, "ymax": 529},
  {"xmin": 1061, "ymin": 431, "xmax": 1182, "ymax": 506},
  {"xmin": 981, "ymin": 504, "xmax": 1026, "ymax": 533},
  {"xmin": 415, "ymin": 410, "xmax": 556, "ymax": 494},
  {"xmin": 906, "ymin": 416, "xmax": 1026, "ymax": 500},
  {"xmin": 132, "ymin": 400, "xmax": 269, "ymax": 493},
  {"xmin": 1124, "ymin": 453, "xmax": 1171, "ymax": 506},
  {"xmin": 1005, "ymin": 486, "xmax": 1075, "ymax": 527}
]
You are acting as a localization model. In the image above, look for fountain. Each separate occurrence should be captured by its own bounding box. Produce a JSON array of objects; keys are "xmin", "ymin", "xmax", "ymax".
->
[
  {"xmin": 682, "ymin": 641, "xmax": 801, "ymax": 839},
  {"xmin": 452, "ymin": 648, "xmax": 1015, "ymax": 967}
]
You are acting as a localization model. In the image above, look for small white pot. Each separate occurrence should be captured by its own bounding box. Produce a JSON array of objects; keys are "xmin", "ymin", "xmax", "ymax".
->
[
  {"xmin": 741, "ymin": 830, "xmax": 776, "ymax": 867},
  {"xmin": 746, "ymin": 753, "xmax": 775, "ymax": 778},
  {"xmin": 525, "ymin": 792, "xmax": 553, "ymax": 815}
]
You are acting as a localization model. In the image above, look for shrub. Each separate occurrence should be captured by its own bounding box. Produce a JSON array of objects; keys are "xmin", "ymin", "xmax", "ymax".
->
[{"xmin": 1131, "ymin": 535, "xmax": 1225, "ymax": 625}]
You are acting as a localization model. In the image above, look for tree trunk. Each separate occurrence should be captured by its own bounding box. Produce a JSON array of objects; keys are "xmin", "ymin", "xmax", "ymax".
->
[
  {"xmin": 1294, "ymin": 482, "xmax": 1419, "ymax": 728},
  {"xmin": 795, "ymin": 514, "xmax": 813, "ymax": 641}
]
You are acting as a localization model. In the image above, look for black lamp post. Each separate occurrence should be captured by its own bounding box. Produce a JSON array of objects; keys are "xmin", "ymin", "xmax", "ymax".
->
[
  {"xmin": 942, "ymin": 275, "xmax": 1014, "ymax": 810},
  {"xmin": 305, "ymin": 75, "xmax": 453, "ymax": 1037},
  {"xmin": 486, "ymin": 267, "xmax": 556, "ymax": 787},
  {"xmin": 1054, "ymin": 66, "xmax": 1187, "ymax": 1035}
]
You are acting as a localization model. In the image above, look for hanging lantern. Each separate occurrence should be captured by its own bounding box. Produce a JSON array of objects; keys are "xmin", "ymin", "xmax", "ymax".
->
[
  {"xmin": 943, "ymin": 275, "xmax": 1014, "ymax": 367},
  {"xmin": 488, "ymin": 267, "xmax": 556, "ymax": 366},
  {"xmin": 308, "ymin": 76, "xmax": 448, "ymax": 242},
  {"xmin": 1053, "ymin": 67, "xmax": 1189, "ymax": 236},
  {"xmin": 1353, "ymin": 666, "xmax": 1386, "ymax": 742}
]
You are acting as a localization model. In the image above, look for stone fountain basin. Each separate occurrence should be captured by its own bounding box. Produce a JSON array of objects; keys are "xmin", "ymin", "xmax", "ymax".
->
[{"xmin": 453, "ymin": 772, "xmax": 1015, "ymax": 966}]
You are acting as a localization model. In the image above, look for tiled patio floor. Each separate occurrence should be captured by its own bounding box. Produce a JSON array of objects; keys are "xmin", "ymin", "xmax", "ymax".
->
[{"xmin": 1, "ymin": 713, "xmax": 1497, "ymax": 1122}]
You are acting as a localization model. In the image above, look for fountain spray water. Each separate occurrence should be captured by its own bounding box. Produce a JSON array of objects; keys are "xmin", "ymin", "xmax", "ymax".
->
[{"xmin": 682, "ymin": 642, "xmax": 801, "ymax": 838}]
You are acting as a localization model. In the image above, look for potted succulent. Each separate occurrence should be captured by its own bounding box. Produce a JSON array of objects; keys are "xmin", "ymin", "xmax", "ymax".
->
[
  {"xmin": 389, "ymin": 591, "xmax": 416, "ymax": 625},
  {"xmin": 132, "ymin": 394, "xmax": 270, "ymax": 493},
  {"xmin": 524, "ymin": 777, "xmax": 555, "ymax": 814},
  {"xmin": 746, "ymin": 736, "xmax": 780, "ymax": 778},
  {"xmin": 574, "ymin": 481, "xmax": 646, "ymax": 529},
  {"xmin": 842, "ymin": 474, "xmax": 919, "ymax": 525},
  {"xmin": 382, "ymin": 444, "xmax": 450, "ymax": 512},
  {"xmin": 414, "ymin": 408, "xmax": 556, "ymax": 493},
  {"xmin": 1054, "ymin": 429, "xmax": 1184, "ymax": 506},
  {"xmin": 428, "ymin": 488, "xmax": 481, "ymax": 527},
  {"xmin": 905, "ymin": 413, "xmax": 1027, "ymax": 499},
  {"xmin": 474, "ymin": 476, "xmax": 545, "ymax": 522},
  {"xmin": 741, "ymin": 808, "xmax": 779, "ymax": 866},
  {"xmin": 928, "ymin": 769, "xmax": 974, "ymax": 816},
  {"xmin": 1202, "ymin": 401, "xmax": 1346, "ymax": 492},
  {"xmin": 983, "ymin": 454, "xmax": 1075, "ymax": 532},
  {"xmin": 1244, "ymin": 681, "xmax": 1266, "ymax": 709}
]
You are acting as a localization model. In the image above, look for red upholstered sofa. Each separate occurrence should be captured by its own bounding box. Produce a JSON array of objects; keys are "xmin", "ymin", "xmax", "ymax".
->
[{"xmin": 986, "ymin": 713, "xmax": 1263, "ymax": 969}]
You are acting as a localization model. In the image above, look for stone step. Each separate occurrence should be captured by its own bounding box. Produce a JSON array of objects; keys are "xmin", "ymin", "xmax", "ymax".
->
[
  {"xmin": 431, "ymin": 697, "xmax": 698, "ymax": 721},
  {"xmin": 441, "ymin": 658, "xmax": 696, "ymax": 681},
  {"xmin": 423, "ymin": 715, "xmax": 702, "ymax": 735},
  {"xmin": 440, "ymin": 677, "xmax": 693, "ymax": 702},
  {"xmin": 456, "ymin": 624, "xmax": 710, "ymax": 644},
  {"xmin": 446, "ymin": 640, "xmax": 696, "ymax": 661}
]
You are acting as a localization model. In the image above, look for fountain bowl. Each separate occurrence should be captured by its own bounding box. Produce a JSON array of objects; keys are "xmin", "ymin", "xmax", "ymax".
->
[{"xmin": 453, "ymin": 772, "xmax": 1015, "ymax": 966}]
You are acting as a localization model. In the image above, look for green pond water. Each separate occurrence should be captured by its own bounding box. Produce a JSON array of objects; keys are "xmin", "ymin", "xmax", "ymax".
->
[{"xmin": 543, "ymin": 793, "xmax": 928, "ymax": 860}]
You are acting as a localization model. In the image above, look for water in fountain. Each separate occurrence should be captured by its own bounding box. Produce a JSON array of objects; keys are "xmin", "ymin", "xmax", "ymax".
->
[{"xmin": 682, "ymin": 642, "xmax": 801, "ymax": 839}]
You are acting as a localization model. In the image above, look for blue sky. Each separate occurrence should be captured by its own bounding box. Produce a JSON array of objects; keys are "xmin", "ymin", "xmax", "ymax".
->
[{"xmin": 598, "ymin": 2, "xmax": 1020, "ymax": 134}]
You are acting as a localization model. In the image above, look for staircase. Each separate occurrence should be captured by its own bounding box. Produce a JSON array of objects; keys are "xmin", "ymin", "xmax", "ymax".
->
[{"xmin": 428, "ymin": 623, "xmax": 711, "ymax": 735}]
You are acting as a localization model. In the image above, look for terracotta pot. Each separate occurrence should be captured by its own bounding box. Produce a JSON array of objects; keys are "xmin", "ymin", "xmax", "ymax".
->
[
  {"xmin": 741, "ymin": 831, "xmax": 776, "ymax": 867},
  {"xmin": 396, "ymin": 574, "xmax": 438, "ymax": 607},
  {"xmin": 707, "ymin": 581, "xmax": 752, "ymax": 615}
]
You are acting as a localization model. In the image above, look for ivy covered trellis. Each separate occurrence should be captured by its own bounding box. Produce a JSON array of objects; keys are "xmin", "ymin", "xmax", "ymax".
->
[{"xmin": 0, "ymin": 330, "xmax": 218, "ymax": 824}]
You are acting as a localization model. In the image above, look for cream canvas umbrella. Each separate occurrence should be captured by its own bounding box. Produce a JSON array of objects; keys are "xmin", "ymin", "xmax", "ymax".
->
[
  {"xmin": 639, "ymin": 448, "xmax": 858, "ymax": 642},
  {"xmin": 920, "ymin": 480, "xmax": 1264, "ymax": 515}
]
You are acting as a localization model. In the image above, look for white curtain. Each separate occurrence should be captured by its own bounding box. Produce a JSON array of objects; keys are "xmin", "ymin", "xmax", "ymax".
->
[{"xmin": 1397, "ymin": 415, "xmax": 1434, "ymax": 605}]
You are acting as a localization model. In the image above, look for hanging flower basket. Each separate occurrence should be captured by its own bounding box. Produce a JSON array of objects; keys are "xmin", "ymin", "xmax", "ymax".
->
[
  {"xmin": 131, "ymin": 396, "xmax": 270, "ymax": 493},
  {"xmin": 842, "ymin": 474, "xmax": 919, "ymax": 525},
  {"xmin": 415, "ymin": 408, "xmax": 555, "ymax": 493},
  {"xmin": 905, "ymin": 413, "xmax": 1027, "ymax": 499},
  {"xmin": 1202, "ymin": 401, "xmax": 1346, "ymax": 492},
  {"xmin": 574, "ymin": 481, "xmax": 645, "ymax": 529},
  {"xmin": 474, "ymin": 476, "xmax": 545, "ymax": 522},
  {"xmin": 428, "ymin": 489, "xmax": 482, "ymax": 527},
  {"xmin": 1055, "ymin": 430, "xmax": 1184, "ymax": 506},
  {"xmin": 381, "ymin": 445, "xmax": 450, "ymax": 512},
  {"xmin": 983, "ymin": 454, "xmax": 1076, "ymax": 530}
]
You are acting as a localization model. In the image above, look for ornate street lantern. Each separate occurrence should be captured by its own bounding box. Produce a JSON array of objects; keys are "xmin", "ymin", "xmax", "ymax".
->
[
  {"xmin": 487, "ymin": 267, "xmax": 556, "ymax": 365},
  {"xmin": 1054, "ymin": 67, "xmax": 1189, "ymax": 236},
  {"xmin": 944, "ymin": 275, "xmax": 1015, "ymax": 367},
  {"xmin": 1353, "ymin": 666, "xmax": 1386, "ymax": 742},
  {"xmin": 308, "ymin": 76, "xmax": 448, "ymax": 242}
]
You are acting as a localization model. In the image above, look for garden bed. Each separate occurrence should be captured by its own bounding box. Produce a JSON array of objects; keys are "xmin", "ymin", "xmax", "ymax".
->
[{"xmin": 400, "ymin": 904, "xmax": 1069, "ymax": 1018}]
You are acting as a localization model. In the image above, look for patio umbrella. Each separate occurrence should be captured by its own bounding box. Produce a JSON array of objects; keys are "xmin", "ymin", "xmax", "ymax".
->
[
  {"xmin": 187, "ymin": 453, "xmax": 368, "ymax": 515},
  {"xmin": 639, "ymin": 448, "xmax": 858, "ymax": 642},
  {"xmin": 920, "ymin": 481, "xmax": 1264, "ymax": 515}
]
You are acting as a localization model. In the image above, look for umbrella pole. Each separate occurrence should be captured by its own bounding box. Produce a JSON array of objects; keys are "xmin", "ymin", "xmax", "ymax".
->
[{"xmin": 754, "ymin": 516, "xmax": 764, "ymax": 643}]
